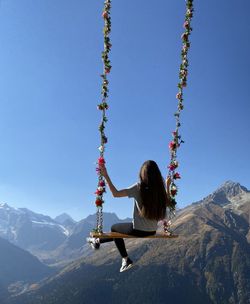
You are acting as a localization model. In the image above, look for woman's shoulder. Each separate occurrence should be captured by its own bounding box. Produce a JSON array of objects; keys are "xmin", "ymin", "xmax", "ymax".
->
[
  {"xmin": 126, "ymin": 182, "xmax": 140, "ymax": 198},
  {"xmin": 128, "ymin": 182, "xmax": 140, "ymax": 188}
]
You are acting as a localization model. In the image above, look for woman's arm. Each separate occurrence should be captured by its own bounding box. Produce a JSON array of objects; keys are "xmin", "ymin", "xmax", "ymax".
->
[
  {"xmin": 166, "ymin": 176, "xmax": 171, "ymax": 199},
  {"xmin": 100, "ymin": 164, "xmax": 128, "ymax": 198}
]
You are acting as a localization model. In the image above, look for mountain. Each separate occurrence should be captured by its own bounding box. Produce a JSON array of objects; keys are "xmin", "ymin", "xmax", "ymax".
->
[
  {"xmin": 0, "ymin": 202, "xmax": 132, "ymax": 265},
  {"xmin": 6, "ymin": 181, "xmax": 250, "ymax": 304},
  {"xmin": 42, "ymin": 212, "xmax": 132, "ymax": 266},
  {"xmin": 0, "ymin": 237, "xmax": 55, "ymax": 303},
  {"xmin": 54, "ymin": 213, "xmax": 76, "ymax": 226},
  {"xmin": 0, "ymin": 203, "xmax": 69, "ymax": 253},
  {"xmin": 193, "ymin": 180, "xmax": 249, "ymax": 207}
]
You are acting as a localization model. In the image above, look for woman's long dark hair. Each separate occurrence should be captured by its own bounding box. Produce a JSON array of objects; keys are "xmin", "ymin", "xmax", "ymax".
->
[{"xmin": 138, "ymin": 160, "xmax": 171, "ymax": 220}]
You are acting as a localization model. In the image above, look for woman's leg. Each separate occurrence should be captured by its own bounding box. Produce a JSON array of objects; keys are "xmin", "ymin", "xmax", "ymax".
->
[
  {"xmin": 111, "ymin": 223, "xmax": 133, "ymax": 258},
  {"xmin": 99, "ymin": 223, "xmax": 156, "ymax": 258},
  {"xmin": 99, "ymin": 222, "xmax": 133, "ymax": 258}
]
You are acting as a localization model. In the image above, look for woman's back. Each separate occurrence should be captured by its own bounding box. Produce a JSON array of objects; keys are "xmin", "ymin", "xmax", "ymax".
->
[
  {"xmin": 127, "ymin": 182, "xmax": 159, "ymax": 231},
  {"xmin": 135, "ymin": 160, "xmax": 170, "ymax": 222}
]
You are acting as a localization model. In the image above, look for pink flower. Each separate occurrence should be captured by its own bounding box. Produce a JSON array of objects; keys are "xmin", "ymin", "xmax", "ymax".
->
[
  {"xmin": 95, "ymin": 189, "xmax": 103, "ymax": 196},
  {"xmin": 172, "ymin": 131, "xmax": 177, "ymax": 137},
  {"xmin": 171, "ymin": 189, "xmax": 177, "ymax": 196},
  {"xmin": 163, "ymin": 220, "xmax": 171, "ymax": 227},
  {"xmin": 168, "ymin": 161, "xmax": 179, "ymax": 171},
  {"xmin": 176, "ymin": 92, "xmax": 182, "ymax": 100},
  {"xmin": 183, "ymin": 21, "xmax": 189, "ymax": 29},
  {"xmin": 173, "ymin": 172, "xmax": 181, "ymax": 179},
  {"xmin": 99, "ymin": 180, "xmax": 105, "ymax": 187},
  {"xmin": 102, "ymin": 11, "xmax": 108, "ymax": 19},
  {"xmin": 169, "ymin": 141, "xmax": 177, "ymax": 151},
  {"xmin": 168, "ymin": 164, "xmax": 175, "ymax": 171}
]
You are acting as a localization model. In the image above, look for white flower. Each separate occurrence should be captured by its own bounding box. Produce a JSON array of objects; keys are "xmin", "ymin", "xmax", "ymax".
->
[
  {"xmin": 98, "ymin": 145, "xmax": 104, "ymax": 152},
  {"xmin": 173, "ymin": 160, "xmax": 179, "ymax": 167}
]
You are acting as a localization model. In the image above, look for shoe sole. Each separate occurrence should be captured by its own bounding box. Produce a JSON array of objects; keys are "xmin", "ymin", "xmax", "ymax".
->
[
  {"xmin": 120, "ymin": 263, "xmax": 133, "ymax": 273},
  {"xmin": 87, "ymin": 238, "xmax": 100, "ymax": 250},
  {"xmin": 91, "ymin": 245, "xmax": 100, "ymax": 250}
]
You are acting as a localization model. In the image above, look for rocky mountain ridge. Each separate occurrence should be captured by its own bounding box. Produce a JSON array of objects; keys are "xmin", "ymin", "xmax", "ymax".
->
[
  {"xmin": 0, "ymin": 202, "xmax": 132, "ymax": 265},
  {"xmin": 0, "ymin": 203, "xmax": 70, "ymax": 250},
  {"xmin": 192, "ymin": 180, "xmax": 249, "ymax": 207}
]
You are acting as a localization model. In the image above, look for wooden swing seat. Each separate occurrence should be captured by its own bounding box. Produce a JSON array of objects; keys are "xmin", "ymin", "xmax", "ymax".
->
[{"xmin": 90, "ymin": 232, "xmax": 178, "ymax": 239}]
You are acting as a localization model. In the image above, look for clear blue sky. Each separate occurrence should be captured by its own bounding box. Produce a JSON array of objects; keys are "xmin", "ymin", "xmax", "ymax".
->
[{"xmin": 0, "ymin": 0, "xmax": 249, "ymax": 221}]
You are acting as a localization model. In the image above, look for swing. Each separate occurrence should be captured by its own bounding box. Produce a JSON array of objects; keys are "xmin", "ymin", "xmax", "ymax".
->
[
  {"xmin": 90, "ymin": 232, "xmax": 179, "ymax": 239},
  {"xmin": 91, "ymin": 0, "xmax": 194, "ymax": 239}
]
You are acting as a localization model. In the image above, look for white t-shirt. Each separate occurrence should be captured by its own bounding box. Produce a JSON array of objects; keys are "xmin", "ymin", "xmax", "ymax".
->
[{"xmin": 126, "ymin": 183, "xmax": 158, "ymax": 231}]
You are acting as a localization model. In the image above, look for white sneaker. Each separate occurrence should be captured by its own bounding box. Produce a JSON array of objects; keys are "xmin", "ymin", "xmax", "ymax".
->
[
  {"xmin": 120, "ymin": 257, "xmax": 133, "ymax": 272},
  {"xmin": 86, "ymin": 237, "xmax": 100, "ymax": 249}
]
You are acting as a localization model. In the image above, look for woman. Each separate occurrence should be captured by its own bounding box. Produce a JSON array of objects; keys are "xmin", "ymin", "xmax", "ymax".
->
[{"xmin": 87, "ymin": 160, "xmax": 172, "ymax": 272}]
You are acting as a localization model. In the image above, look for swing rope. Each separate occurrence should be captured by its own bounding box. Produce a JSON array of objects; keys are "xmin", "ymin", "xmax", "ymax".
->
[
  {"xmin": 93, "ymin": 0, "xmax": 112, "ymax": 234},
  {"xmin": 93, "ymin": 0, "xmax": 194, "ymax": 235},
  {"xmin": 163, "ymin": 0, "xmax": 194, "ymax": 234}
]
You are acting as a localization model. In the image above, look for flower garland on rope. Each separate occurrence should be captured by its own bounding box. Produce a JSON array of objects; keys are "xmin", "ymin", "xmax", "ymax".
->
[
  {"xmin": 94, "ymin": 0, "xmax": 112, "ymax": 234},
  {"xmin": 163, "ymin": 0, "xmax": 194, "ymax": 235}
]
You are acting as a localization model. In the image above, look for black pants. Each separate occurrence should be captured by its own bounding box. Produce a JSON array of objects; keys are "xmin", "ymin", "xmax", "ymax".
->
[{"xmin": 99, "ymin": 222, "xmax": 156, "ymax": 258}]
